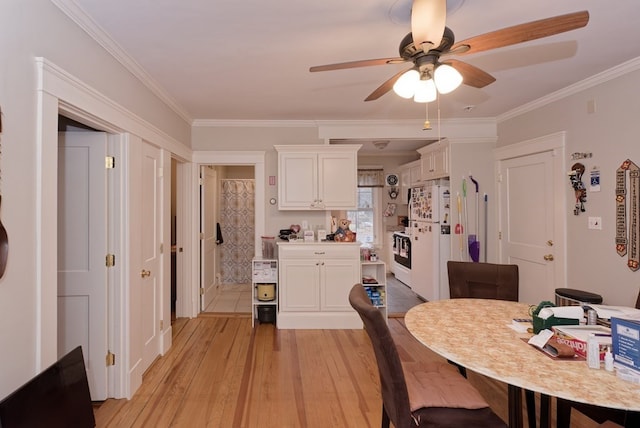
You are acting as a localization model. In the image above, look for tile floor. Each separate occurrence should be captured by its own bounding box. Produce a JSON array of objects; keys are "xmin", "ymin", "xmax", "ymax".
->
[
  {"xmin": 204, "ymin": 283, "xmax": 252, "ymax": 313},
  {"xmin": 203, "ymin": 273, "xmax": 424, "ymax": 316}
]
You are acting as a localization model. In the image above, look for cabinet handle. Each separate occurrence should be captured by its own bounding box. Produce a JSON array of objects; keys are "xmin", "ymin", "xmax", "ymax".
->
[
  {"xmin": 314, "ymin": 251, "xmax": 325, "ymax": 255},
  {"xmin": 141, "ymin": 269, "xmax": 151, "ymax": 278}
]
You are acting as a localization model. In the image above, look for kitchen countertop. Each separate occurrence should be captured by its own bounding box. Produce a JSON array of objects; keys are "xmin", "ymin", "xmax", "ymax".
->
[{"xmin": 276, "ymin": 240, "xmax": 361, "ymax": 245}]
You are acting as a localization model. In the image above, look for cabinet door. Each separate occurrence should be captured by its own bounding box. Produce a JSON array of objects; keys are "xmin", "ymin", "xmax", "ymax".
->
[
  {"xmin": 432, "ymin": 145, "xmax": 449, "ymax": 178},
  {"xmin": 400, "ymin": 169, "xmax": 411, "ymax": 204},
  {"xmin": 278, "ymin": 152, "xmax": 317, "ymax": 209},
  {"xmin": 321, "ymin": 259, "xmax": 360, "ymax": 311},
  {"xmin": 410, "ymin": 164, "xmax": 422, "ymax": 185},
  {"xmin": 317, "ymin": 152, "xmax": 357, "ymax": 209},
  {"xmin": 279, "ymin": 259, "xmax": 320, "ymax": 311}
]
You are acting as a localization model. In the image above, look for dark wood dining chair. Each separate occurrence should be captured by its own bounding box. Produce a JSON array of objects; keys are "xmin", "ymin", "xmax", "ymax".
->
[
  {"xmin": 446, "ymin": 261, "xmax": 542, "ymax": 425},
  {"xmin": 348, "ymin": 284, "xmax": 507, "ymax": 428},
  {"xmin": 447, "ymin": 261, "xmax": 519, "ymax": 302}
]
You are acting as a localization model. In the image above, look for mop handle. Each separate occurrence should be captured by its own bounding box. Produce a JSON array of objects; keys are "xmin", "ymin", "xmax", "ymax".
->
[
  {"xmin": 457, "ymin": 192, "xmax": 463, "ymax": 260},
  {"xmin": 470, "ymin": 175, "xmax": 479, "ymax": 233},
  {"xmin": 484, "ymin": 193, "xmax": 488, "ymax": 262}
]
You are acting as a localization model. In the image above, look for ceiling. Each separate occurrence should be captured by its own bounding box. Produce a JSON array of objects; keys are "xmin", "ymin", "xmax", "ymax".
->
[{"xmin": 61, "ymin": 0, "xmax": 640, "ymax": 125}]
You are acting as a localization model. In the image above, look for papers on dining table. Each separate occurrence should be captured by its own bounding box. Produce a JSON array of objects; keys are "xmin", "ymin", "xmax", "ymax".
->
[
  {"xmin": 508, "ymin": 318, "xmax": 533, "ymax": 333},
  {"xmin": 588, "ymin": 304, "xmax": 640, "ymax": 320}
]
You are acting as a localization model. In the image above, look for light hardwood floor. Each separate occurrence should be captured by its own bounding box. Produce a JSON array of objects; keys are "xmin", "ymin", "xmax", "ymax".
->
[{"xmin": 93, "ymin": 314, "xmax": 603, "ymax": 428}]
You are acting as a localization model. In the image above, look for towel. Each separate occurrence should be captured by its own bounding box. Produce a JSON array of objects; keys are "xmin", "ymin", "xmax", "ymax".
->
[{"xmin": 216, "ymin": 222, "xmax": 223, "ymax": 245}]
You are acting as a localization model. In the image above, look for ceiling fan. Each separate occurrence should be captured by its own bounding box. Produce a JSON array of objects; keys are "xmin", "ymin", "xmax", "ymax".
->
[{"xmin": 310, "ymin": 0, "xmax": 589, "ymax": 103}]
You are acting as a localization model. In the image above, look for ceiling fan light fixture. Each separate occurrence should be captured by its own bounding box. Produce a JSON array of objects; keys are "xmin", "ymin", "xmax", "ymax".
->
[
  {"xmin": 433, "ymin": 63, "xmax": 463, "ymax": 94},
  {"xmin": 393, "ymin": 69, "xmax": 420, "ymax": 98},
  {"xmin": 413, "ymin": 78, "xmax": 437, "ymax": 103}
]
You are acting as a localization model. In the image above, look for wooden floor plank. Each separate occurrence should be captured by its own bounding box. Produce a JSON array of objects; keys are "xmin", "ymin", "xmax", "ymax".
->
[{"xmin": 94, "ymin": 315, "xmax": 603, "ymax": 428}]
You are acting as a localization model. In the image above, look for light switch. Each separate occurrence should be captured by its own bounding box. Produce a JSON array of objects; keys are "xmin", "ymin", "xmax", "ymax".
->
[{"xmin": 588, "ymin": 216, "xmax": 602, "ymax": 230}]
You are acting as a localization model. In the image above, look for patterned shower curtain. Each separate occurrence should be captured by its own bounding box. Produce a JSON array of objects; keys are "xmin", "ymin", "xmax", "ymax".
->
[{"xmin": 220, "ymin": 179, "xmax": 255, "ymax": 284}]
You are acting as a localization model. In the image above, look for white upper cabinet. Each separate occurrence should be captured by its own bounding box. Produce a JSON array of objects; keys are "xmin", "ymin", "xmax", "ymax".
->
[
  {"xmin": 275, "ymin": 145, "xmax": 360, "ymax": 210},
  {"xmin": 418, "ymin": 140, "xmax": 450, "ymax": 180}
]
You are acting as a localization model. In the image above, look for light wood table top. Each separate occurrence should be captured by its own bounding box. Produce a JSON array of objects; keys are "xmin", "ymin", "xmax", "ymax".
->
[{"xmin": 405, "ymin": 299, "xmax": 640, "ymax": 426}]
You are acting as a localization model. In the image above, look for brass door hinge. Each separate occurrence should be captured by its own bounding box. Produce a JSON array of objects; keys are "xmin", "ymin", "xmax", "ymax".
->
[
  {"xmin": 106, "ymin": 254, "xmax": 115, "ymax": 267},
  {"xmin": 200, "ymin": 288, "xmax": 205, "ymax": 296},
  {"xmin": 106, "ymin": 351, "xmax": 115, "ymax": 366},
  {"xmin": 105, "ymin": 156, "xmax": 115, "ymax": 169}
]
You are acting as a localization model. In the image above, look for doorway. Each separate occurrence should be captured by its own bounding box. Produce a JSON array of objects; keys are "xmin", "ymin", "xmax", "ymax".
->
[
  {"xmin": 57, "ymin": 117, "xmax": 111, "ymax": 400},
  {"xmin": 201, "ymin": 165, "xmax": 255, "ymax": 314},
  {"xmin": 495, "ymin": 132, "xmax": 566, "ymax": 303}
]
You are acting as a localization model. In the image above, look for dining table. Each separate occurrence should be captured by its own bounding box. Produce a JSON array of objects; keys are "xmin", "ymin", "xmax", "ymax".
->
[{"xmin": 404, "ymin": 298, "xmax": 640, "ymax": 428}]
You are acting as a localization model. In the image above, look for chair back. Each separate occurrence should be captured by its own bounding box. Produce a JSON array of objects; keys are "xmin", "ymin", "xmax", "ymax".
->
[
  {"xmin": 447, "ymin": 261, "xmax": 519, "ymax": 302},
  {"xmin": 349, "ymin": 284, "xmax": 413, "ymax": 428}
]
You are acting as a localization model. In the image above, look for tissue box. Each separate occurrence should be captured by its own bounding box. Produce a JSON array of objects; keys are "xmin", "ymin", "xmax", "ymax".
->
[
  {"xmin": 531, "ymin": 303, "xmax": 582, "ymax": 333},
  {"xmin": 611, "ymin": 316, "xmax": 640, "ymax": 371}
]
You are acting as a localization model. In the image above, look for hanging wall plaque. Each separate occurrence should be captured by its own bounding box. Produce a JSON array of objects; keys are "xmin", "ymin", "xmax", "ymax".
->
[{"xmin": 616, "ymin": 159, "xmax": 640, "ymax": 271}]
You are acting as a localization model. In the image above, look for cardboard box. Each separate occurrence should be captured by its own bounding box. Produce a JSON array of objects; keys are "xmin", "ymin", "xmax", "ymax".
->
[
  {"xmin": 552, "ymin": 325, "xmax": 612, "ymax": 360},
  {"xmin": 611, "ymin": 316, "xmax": 640, "ymax": 371}
]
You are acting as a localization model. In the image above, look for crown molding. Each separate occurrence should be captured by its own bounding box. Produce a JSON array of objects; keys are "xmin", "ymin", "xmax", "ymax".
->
[
  {"xmin": 51, "ymin": 0, "xmax": 192, "ymax": 123},
  {"xmin": 498, "ymin": 56, "xmax": 640, "ymax": 123},
  {"xmin": 192, "ymin": 119, "xmax": 320, "ymax": 128},
  {"xmin": 191, "ymin": 117, "xmax": 497, "ymax": 128}
]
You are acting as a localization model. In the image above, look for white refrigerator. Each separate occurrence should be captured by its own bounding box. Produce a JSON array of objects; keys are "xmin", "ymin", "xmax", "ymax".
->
[{"xmin": 409, "ymin": 181, "xmax": 451, "ymax": 301}]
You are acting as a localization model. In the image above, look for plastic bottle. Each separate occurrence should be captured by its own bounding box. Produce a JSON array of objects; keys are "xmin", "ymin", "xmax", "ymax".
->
[
  {"xmin": 587, "ymin": 335, "xmax": 600, "ymax": 369},
  {"xmin": 604, "ymin": 347, "xmax": 614, "ymax": 372}
]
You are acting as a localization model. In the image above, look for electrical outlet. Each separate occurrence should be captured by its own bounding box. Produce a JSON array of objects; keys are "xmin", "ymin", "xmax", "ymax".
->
[{"xmin": 588, "ymin": 216, "xmax": 602, "ymax": 230}]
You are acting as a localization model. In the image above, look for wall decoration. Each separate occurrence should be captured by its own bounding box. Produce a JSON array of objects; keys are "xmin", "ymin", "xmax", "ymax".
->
[
  {"xmin": 615, "ymin": 159, "xmax": 640, "ymax": 271},
  {"xmin": 568, "ymin": 162, "xmax": 587, "ymax": 215}
]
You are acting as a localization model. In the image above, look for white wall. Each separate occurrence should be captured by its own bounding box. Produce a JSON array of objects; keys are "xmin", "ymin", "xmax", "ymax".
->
[
  {"xmin": 498, "ymin": 60, "xmax": 640, "ymax": 306},
  {"xmin": 192, "ymin": 125, "xmax": 330, "ymax": 235},
  {"xmin": 0, "ymin": 0, "xmax": 190, "ymax": 399}
]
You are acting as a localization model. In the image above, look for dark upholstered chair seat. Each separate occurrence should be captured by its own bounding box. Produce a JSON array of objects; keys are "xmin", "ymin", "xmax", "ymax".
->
[{"xmin": 348, "ymin": 284, "xmax": 506, "ymax": 428}]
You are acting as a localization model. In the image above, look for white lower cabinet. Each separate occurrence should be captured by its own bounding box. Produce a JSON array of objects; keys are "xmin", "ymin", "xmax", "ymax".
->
[{"xmin": 278, "ymin": 242, "xmax": 362, "ymax": 329}]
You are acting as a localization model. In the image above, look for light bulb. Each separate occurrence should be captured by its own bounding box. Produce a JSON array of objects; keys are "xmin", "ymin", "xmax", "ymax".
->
[
  {"xmin": 393, "ymin": 69, "xmax": 419, "ymax": 99},
  {"xmin": 413, "ymin": 79, "xmax": 437, "ymax": 103},
  {"xmin": 434, "ymin": 64, "xmax": 463, "ymax": 94}
]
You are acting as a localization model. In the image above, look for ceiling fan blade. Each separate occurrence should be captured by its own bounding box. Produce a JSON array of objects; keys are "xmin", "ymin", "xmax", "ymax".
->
[
  {"xmin": 364, "ymin": 67, "xmax": 413, "ymax": 102},
  {"xmin": 310, "ymin": 58, "xmax": 405, "ymax": 72},
  {"xmin": 444, "ymin": 59, "xmax": 495, "ymax": 88},
  {"xmin": 451, "ymin": 10, "xmax": 589, "ymax": 56},
  {"xmin": 411, "ymin": 0, "xmax": 446, "ymax": 53}
]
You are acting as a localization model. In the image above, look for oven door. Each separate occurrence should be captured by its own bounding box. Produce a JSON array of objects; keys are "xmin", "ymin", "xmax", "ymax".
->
[{"xmin": 393, "ymin": 234, "xmax": 411, "ymax": 269}]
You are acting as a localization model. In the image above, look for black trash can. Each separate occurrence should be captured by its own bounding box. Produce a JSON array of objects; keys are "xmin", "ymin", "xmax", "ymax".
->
[{"xmin": 257, "ymin": 305, "xmax": 276, "ymax": 324}]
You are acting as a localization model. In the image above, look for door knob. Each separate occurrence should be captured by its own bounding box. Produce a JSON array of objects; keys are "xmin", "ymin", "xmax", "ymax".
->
[
  {"xmin": 543, "ymin": 254, "xmax": 554, "ymax": 261},
  {"xmin": 141, "ymin": 269, "xmax": 151, "ymax": 278}
]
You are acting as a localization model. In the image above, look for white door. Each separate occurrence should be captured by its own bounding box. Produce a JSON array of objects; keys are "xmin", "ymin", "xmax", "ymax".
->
[
  {"xmin": 200, "ymin": 166, "xmax": 218, "ymax": 311},
  {"xmin": 497, "ymin": 140, "xmax": 565, "ymax": 304},
  {"xmin": 57, "ymin": 131, "xmax": 108, "ymax": 400},
  {"xmin": 140, "ymin": 142, "xmax": 162, "ymax": 370}
]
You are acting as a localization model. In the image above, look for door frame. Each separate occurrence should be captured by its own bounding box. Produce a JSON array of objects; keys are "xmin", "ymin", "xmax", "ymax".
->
[
  {"xmin": 189, "ymin": 151, "xmax": 265, "ymax": 318},
  {"xmin": 36, "ymin": 58, "xmax": 192, "ymax": 399},
  {"xmin": 494, "ymin": 132, "xmax": 567, "ymax": 292}
]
